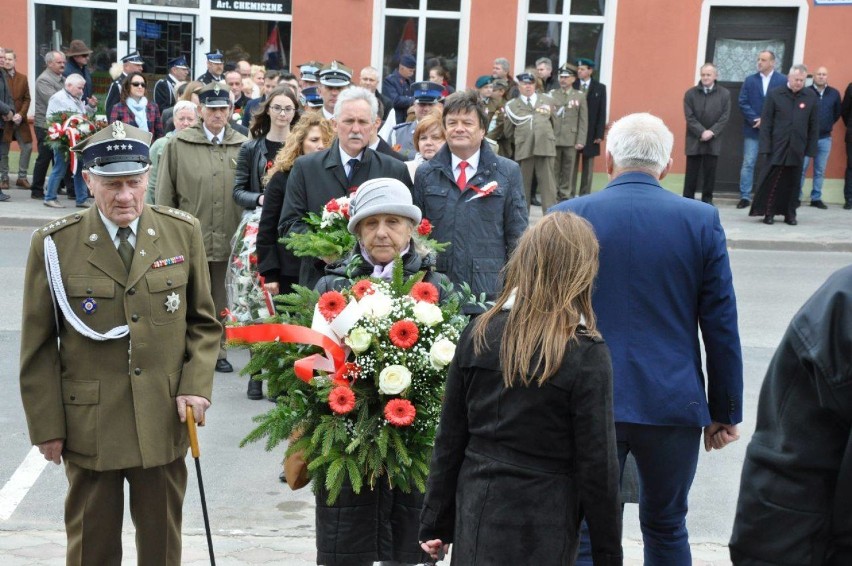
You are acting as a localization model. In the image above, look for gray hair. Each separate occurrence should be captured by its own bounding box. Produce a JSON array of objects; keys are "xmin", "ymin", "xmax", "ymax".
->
[
  {"xmin": 788, "ymin": 63, "xmax": 808, "ymax": 75},
  {"xmin": 606, "ymin": 113, "xmax": 673, "ymax": 176},
  {"xmin": 173, "ymin": 100, "xmax": 198, "ymax": 116},
  {"xmin": 494, "ymin": 57, "xmax": 510, "ymax": 72},
  {"xmin": 44, "ymin": 50, "xmax": 64, "ymax": 64},
  {"xmin": 65, "ymin": 74, "xmax": 86, "ymax": 88},
  {"xmin": 360, "ymin": 66, "xmax": 380, "ymax": 80},
  {"xmin": 334, "ymin": 86, "xmax": 378, "ymax": 121},
  {"xmin": 535, "ymin": 57, "xmax": 552, "ymax": 70},
  {"xmin": 700, "ymin": 62, "xmax": 718, "ymax": 73}
]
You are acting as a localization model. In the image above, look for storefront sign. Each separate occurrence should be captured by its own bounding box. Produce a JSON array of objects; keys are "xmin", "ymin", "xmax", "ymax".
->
[{"xmin": 213, "ymin": 0, "xmax": 292, "ymax": 13}]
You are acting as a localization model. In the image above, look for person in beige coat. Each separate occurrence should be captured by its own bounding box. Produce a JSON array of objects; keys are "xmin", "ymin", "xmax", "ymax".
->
[
  {"xmin": 549, "ymin": 64, "xmax": 588, "ymax": 201},
  {"xmin": 19, "ymin": 122, "xmax": 221, "ymax": 566},
  {"xmin": 156, "ymin": 82, "xmax": 247, "ymax": 372},
  {"xmin": 503, "ymin": 72, "xmax": 558, "ymax": 211}
]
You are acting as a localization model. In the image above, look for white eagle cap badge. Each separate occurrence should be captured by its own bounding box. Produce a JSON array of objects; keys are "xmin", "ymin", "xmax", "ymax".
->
[
  {"xmin": 111, "ymin": 122, "xmax": 127, "ymax": 140},
  {"xmin": 164, "ymin": 292, "xmax": 181, "ymax": 313}
]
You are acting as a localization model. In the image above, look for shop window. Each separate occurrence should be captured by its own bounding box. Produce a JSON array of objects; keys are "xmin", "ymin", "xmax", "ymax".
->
[
  {"xmin": 210, "ymin": 19, "xmax": 292, "ymax": 70},
  {"xmin": 524, "ymin": 0, "xmax": 606, "ymax": 74},
  {"xmin": 129, "ymin": 12, "xmax": 195, "ymax": 76}
]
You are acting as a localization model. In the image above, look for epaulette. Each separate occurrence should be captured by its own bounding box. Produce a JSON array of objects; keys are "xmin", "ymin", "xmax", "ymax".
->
[
  {"xmin": 151, "ymin": 205, "xmax": 197, "ymax": 224},
  {"xmin": 392, "ymin": 121, "xmax": 412, "ymax": 131},
  {"xmin": 36, "ymin": 212, "xmax": 83, "ymax": 236}
]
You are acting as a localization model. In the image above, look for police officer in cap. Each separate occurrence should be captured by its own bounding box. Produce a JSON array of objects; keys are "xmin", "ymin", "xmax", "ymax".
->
[
  {"xmin": 154, "ymin": 55, "xmax": 190, "ymax": 113},
  {"xmin": 318, "ymin": 60, "xmax": 352, "ymax": 120},
  {"xmin": 19, "ymin": 121, "xmax": 221, "ymax": 566},
  {"xmin": 388, "ymin": 81, "xmax": 443, "ymax": 160},
  {"xmin": 197, "ymin": 50, "xmax": 225, "ymax": 84},
  {"xmin": 300, "ymin": 86, "xmax": 323, "ymax": 112},
  {"xmin": 105, "ymin": 51, "xmax": 144, "ymax": 118},
  {"xmin": 298, "ymin": 61, "xmax": 323, "ymax": 90}
]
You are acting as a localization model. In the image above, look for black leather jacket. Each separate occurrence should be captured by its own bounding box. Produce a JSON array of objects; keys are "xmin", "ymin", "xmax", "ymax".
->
[{"xmin": 232, "ymin": 136, "xmax": 269, "ymax": 209}]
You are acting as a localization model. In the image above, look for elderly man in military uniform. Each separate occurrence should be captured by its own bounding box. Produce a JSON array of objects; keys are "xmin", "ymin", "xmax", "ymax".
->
[
  {"xmin": 503, "ymin": 72, "xmax": 558, "ymax": 211},
  {"xmin": 19, "ymin": 122, "xmax": 221, "ymax": 566},
  {"xmin": 105, "ymin": 51, "xmax": 144, "ymax": 119},
  {"xmin": 154, "ymin": 55, "xmax": 190, "ymax": 114},
  {"xmin": 156, "ymin": 82, "xmax": 247, "ymax": 373},
  {"xmin": 388, "ymin": 81, "xmax": 443, "ymax": 160},
  {"xmin": 197, "ymin": 50, "xmax": 225, "ymax": 84},
  {"xmin": 549, "ymin": 64, "xmax": 588, "ymax": 201},
  {"xmin": 318, "ymin": 60, "xmax": 352, "ymax": 121}
]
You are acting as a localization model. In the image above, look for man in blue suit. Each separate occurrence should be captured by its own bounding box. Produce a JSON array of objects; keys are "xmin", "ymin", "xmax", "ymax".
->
[
  {"xmin": 737, "ymin": 50, "xmax": 786, "ymax": 208},
  {"xmin": 552, "ymin": 113, "xmax": 743, "ymax": 565}
]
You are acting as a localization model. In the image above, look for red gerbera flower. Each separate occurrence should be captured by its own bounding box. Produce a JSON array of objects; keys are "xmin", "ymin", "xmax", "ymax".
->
[
  {"xmin": 409, "ymin": 282, "xmax": 439, "ymax": 304},
  {"xmin": 325, "ymin": 198, "xmax": 340, "ymax": 213},
  {"xmin": 384, "ymin": 398, "xmax": 416, "ymax": 426},
  {"xmin": 328, "ymin": 386, "xmax": 356, "ymax": 414},
  {"xmin": 417, "ymin": 218, "xmax": 432, "ymax": 236},
  {"xmin": 389, "ymin": 320, "xmax": 419, "ymax": 349},
  {"xmin": 351, "ymin": 279, "xmax": 374, "ymax": 299},
  {"xmin": 318, "ymin": 290, "xmax": 347, "ymax": 322}
]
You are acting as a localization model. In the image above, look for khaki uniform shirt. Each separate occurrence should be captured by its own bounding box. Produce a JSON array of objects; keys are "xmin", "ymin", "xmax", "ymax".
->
[
  {"xmin": 549, "ymin": 87, "xmax": 588, "ymax": 148},
  {"xmin": 503, "ymin": 94, "xmax": 558, "ymax": 160}
]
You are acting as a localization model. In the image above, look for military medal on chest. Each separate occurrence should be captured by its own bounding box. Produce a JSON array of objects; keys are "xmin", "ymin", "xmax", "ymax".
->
[
  {"xmin": 165, "ymin": 292, "xmax": 181, "ymax": 313},
  {"xmin": 82, "ymin": 297, "xmax": 97, "ymax": 314}
]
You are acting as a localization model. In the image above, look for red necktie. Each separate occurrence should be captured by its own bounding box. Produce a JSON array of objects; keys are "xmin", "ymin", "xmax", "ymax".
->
[{"xmin": 457, "ymin": 161, "xmax": 469, "ymax": 190}]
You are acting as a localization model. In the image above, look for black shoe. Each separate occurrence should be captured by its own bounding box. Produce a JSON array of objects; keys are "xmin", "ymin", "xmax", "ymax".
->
[
  {"xmin": 701, "ymin": 198, "xmax": 714, "ymax": 206},
  {"xmin": 530, "ymin": 196, "xmax": 541, "ymax": 206},
  {"xmin": 763, "ymin": 215, "xmax": 774, "ymax": 225},
  {"xmin": 31, "ymin": 190, "xmax": 45, "ymax": 199},
  {"xmin": 845, "ymin": 200, "xmax": 852, "ymax": 210},
  {"xmin": 247, "ymin": 377, "xmax": 263, "ymax": 400},
  {"xmin": 736, "ymin": 199, "xmax": 751, "ymax": 209},
  {"xmin": 784, "ymin": 217, "xmax": 798, "ymax": 226},
  {"xmin": 215, "ymin": 358, "xmax": 234, "ymax": 373},
  {"xmin": 809, "ymin": 200, "xmax": 828, "ymax": 209},
  {"xmin": 0, "ymin": 191, "xmax": 9, "ymax": 202}
]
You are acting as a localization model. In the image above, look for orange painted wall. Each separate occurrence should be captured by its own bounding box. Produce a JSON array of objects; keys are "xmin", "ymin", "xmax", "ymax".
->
[
  {"xmin": 466, "ymin": 0, "xmax": 518, "ymax": 87},
  {"xmin": 291, "ymin": 0, "xmax": 374, "ymax": 76},
  {"xmin": 5, "ymin": 0, "xmax": 30, "ymax": 76}
]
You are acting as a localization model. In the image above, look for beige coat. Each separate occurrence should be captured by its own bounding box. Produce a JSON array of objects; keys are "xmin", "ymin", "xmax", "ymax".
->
[
  {"xmin": 19, "ymin": 205, "xmax": 221, "ymax": 471},
  {"xmin": 549, "ymin": 87, "xmax": 588, "ymax": 148},
  {"xmin": 155, "ymin": 122, "xmax": 247, "ymax": 262},
  {"xmin": 503, "ymin": 94, "xmax": 557, "ymax": 160}
]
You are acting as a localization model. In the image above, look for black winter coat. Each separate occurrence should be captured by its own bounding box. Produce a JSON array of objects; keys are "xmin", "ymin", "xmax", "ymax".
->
[
  {"xmin": 683, "ymin": 82, "xmax": 731, "ymax": 156},
  {"xmin": 256, "ymin": 169, "xmax": 299, "ymax": 284},
  {"xmin": 573, "ymin": 78, "xmax": 607, "ymax": 157},
  {"xmin": 730, "ymin": 265, "xmax": 852, "ymax": 566},
  {"xmin": 232, "ymin": 136, "xmax": 270, "ymax": 209},
  {"xmin": 759, "ymin": 85, "xmax": 819, "ymax": 166},
  {"xmin": 420, "ymin": 312, "xmax": 623, "ymax": 565}
]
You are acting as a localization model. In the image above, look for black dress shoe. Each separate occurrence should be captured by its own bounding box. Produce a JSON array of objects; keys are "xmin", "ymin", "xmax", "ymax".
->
[
  {"xmin": 736, "ymin": 199, "xmax": 751, "ymax": 209},
  {"xmin": 215, "ymin": 359, "xmax": 234, "ymax": 373},
  {"xmin": 845, "ymin": 200, "xmax": 852, "ymax": 210},
  {"xmin": 784, "ymin": 217, "xmax": 798, "ymax": 226},
  {"xmin": 762, "ymin": 215, "xmax": 774, "ymax": 225},
  {"xmin": 530, "ymin": 196, "xmax": 541, "ymax": 206},
  {"xmin": 247, "ymin": 377, "xmax": 263, "ymax": 400},
  {"xmin": 809, "ymin": 200, "xmax": 828, "ymax": 209}
]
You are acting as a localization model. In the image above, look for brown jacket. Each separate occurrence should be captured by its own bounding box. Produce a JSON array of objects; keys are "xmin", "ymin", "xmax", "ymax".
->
[
  {"xmin": 2, "ymin": 69, "xmax": 32, "ymax": 143},
  {"xmin": 19, "ymin": 205, "xmax": 221, "ymax": 471}
]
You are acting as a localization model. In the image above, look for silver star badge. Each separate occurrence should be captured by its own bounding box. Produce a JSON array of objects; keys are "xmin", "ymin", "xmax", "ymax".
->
[
  {"xmin": 139, "ymin": 249, "xmax": 146, "ymax": 257},
  {"xmin": 164, "ymin": 292, "xmax": 180, "ymax": 313}
]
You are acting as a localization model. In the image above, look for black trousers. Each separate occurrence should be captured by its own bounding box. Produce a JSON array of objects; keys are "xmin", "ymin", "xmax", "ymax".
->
[
  {"xmin": 683, "ymin": 154, "xmax": 718, "ymax": 201},
  {"xmin": 845, "ymin": 140, "xmax": 852, "ymax": 202},
  {"xmin": 31, "ymin": 126, "xmax": 53, "ymax": 193}
]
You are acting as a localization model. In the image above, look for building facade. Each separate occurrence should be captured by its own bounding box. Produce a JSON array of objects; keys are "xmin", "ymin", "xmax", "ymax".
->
[{"xmin": 5, "ymin": 0, "xmax": 852, "ymax": 190}]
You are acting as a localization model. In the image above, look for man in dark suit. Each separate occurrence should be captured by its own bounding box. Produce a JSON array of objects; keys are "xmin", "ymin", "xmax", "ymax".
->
[
  {"xmin": 279, "ymin": 87, "xmax": 411, "ymax": 288},
  {"xmin": 105, "ymin": 52, "xmax": 144, "ymax": 118},
  {"xmin": 572, "ymin": 58, "xmax": 607, "ymax": 196},
  {"xmin": 736, "ymin": 50, "xmax": 786, "ymax": 208},
  {"xmin": 153, "ymin": 56, "xmax": 190, "ymax": 114},
  {"xmin": 842, "ymin": 81, "xmax": 852, "ymax": 209},
  {"xmin": 553, "ymin": 112, "xmax": 743, "ymax": 565}
]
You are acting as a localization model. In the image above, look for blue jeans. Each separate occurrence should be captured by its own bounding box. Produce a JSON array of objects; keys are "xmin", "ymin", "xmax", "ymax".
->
[
  {"xmin": 739, "ymin": 136, "xmax": 760, "ymax": 200},
  {"xmin": 799, "ymin": 136, "xmax": 832, "ymax": 201},
  {"xmin": 45, "ymin": 149, "xmax": 88, "ymax": 205}
]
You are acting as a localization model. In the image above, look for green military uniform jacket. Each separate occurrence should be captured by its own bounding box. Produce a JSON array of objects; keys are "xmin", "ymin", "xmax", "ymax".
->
[
  {"xmin": 155, "ymin": 122, "xmax": 247, "ymax": 262},
  {"xmin": 486, "ymin": 97, "xmax": 512, "ymax": 159},
  {"xmin": 549, "ymin": 87, "xmax": 588, "ymax": 148},
  {"xmin": 502, "ymin": 93, "xmax": 558, "ymax": 161},
  {"xmin": 19, "ymin": 205, "xmax": 221, "ymax": 471}
]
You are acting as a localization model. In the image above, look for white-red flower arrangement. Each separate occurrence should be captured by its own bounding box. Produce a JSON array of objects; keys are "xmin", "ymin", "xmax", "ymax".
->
[
  {"xmin": 44, "ymin": 112, "xmax": 107, "ymax": 171},
  {"xmin": 224, "ymin": 209, "xmax": 274, "ymax": 323},
  {"xmin": 236, "ymin": 261, "xmax": 468, "ymax": 504}
]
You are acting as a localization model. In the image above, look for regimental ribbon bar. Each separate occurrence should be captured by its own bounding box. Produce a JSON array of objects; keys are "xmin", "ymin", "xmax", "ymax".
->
[{"xmin": 152, "ymin": 255, "xmax": 185, "ymax": 269}]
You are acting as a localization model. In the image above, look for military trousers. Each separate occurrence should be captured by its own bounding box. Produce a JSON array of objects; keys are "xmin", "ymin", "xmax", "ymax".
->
[
  {"xmin": 209, "ymin": 260, "xmax": 228, "ymax": 360},
  {"xmin": 519, "ymin": 156, "xmax": 557, "ymax": 212},
  {"xmin": 573, "ymin": 154, "xmax": 596, "ymax": 196},
  {"xmin": 64, "ymin": 457, "xmax": 187, "ymax": 566},
  {"xmin": 554, "ymin": 145, "xmax": 579, "ymax": 200}
]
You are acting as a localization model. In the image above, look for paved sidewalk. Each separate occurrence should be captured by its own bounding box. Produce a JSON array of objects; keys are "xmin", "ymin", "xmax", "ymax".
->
[
  {"xmin": 2, "ymin": 185, "xmax": 849, "ymax": 252},
  {"xmin": 0, "ymin": 527, "xmax": 733, "ymax": 565}
]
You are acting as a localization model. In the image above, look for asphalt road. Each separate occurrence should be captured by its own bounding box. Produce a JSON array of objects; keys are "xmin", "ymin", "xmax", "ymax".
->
[{"xmin": 1, "ymin": 224, "xmax": 850, "ymax": 562}]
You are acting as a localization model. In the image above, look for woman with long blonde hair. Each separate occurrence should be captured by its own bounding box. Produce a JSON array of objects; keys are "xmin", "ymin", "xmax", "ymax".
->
[{"xmin": 420, "ymin": 212, "xmax": 623, "ymax": 565}]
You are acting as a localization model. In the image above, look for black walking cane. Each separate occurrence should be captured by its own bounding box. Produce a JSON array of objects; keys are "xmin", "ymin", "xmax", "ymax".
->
[{"xmin": 187, "ymin": 405, "xmax": 216, "ymax": 565}]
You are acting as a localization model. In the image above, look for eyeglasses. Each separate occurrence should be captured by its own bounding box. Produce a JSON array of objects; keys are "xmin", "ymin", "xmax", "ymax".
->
[
  {"xmin": 131, "ymin": 82, "xmax": 146, "ymax": 87},
  {"xmin": 269, "ymin": 105, "xmax": 296, "ymax": 114}
]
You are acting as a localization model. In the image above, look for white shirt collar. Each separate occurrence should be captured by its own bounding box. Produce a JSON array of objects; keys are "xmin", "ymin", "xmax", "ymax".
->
[
  {"xmin": 451, "ymin": 150, "xmax": 480, "ymax": 177},
  {"xmin": 323, "ymin": 107, "xmax": 334, "ymax": 120},
  {"xmin": 339, "ymin": 145, "xmax": 364, "ymax": 164},
  {"xmin": 202, "ymin": 124, "xmax": 224, "ymax": 144},
  {"xmin": 368, "ymin": 139, "xmax": 380, "ymax": 151},
  {"xmin": 98, "ymin": 209, "xmax": 140, "ymax": 248}
]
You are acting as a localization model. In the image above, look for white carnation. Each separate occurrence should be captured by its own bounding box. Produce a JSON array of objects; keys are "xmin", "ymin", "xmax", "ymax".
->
[
  {"xmin": 378, "ymin": 364, "xmax": 412, "ymax": 395},
  {"xmin": 359, "ymin": 291, "xmax": 393, "ymax": 319},
  {"xmin": 413, "ymin": 301, "xmax": 443, "ymax": 326},
  {"xmin": 429, "ymin": 339, "xmax": 456, "ymax": 369}
]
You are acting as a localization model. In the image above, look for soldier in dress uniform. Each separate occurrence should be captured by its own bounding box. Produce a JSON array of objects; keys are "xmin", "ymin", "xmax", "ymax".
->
[
  {"xmin": 549, "ymin": 64, "xmax": 588, "ymax": 201},
  {"xmin": 486, "ymin": 79, "xmax": 512, "ymax": 158},
  {"xmin": 318, "ymin": 60, "xmax": 352, "ymax": 121},
  {"xmin": 19, "ymin": 122, "xmax": 221, "ymax": 566},
  {"xmin": 388, "ymin": 81, "xmax": 443, "ymax": 160},
  {"xmin": 105, "ymin": 51, "xmax": 144, "ymax": 119},
  {"xmin": 197, "ymin": 50, "xmax": 225, "ymax": 84},
  {"xmin": 298, "ymin": 61, "xmax": 322, "ymax": 90},
  {"xmin": 503, "ymin": 72, "xmax": 558, "ymax": 211},
  {"xmin": 475, "ymin": 75, "xmax": 494, "ymax": 115},
  {"xmin": 154, "ymin": 55, "xmax": 190, "ymax": 114}
]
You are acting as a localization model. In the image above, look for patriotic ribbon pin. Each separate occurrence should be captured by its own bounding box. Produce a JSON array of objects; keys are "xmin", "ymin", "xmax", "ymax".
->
[{"xmin": 152, "ymin": 255, "xmax": 185, "ymax": 269}]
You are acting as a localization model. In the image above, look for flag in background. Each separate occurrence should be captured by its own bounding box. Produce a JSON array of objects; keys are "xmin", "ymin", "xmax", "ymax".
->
[
  {"xmin": 263, "ymin": 23, "xmax": 287, "ymax": 70},
  {"xmin": 392, "ymin": 18, "xmax": 417, "ymax": 67}
]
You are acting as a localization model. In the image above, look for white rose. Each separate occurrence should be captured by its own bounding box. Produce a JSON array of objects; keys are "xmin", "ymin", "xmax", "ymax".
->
[
  {"xmin": 359, "ymin": 292, "xmax": 393, "ymax": 319},
  {"xmin": 345, "ymin": 327, "xmax": 372, "ymax": 354},
  {"xmin": 413, "ymin": 302, "xmax": 443, "ymax": 327},
  {"xmin": 378, "ymin": 364, "xmax": 412, "ymax": 395},
  {"xmin": 429, "ymin": 339, "xmax": 456, "ymax": 369}
]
